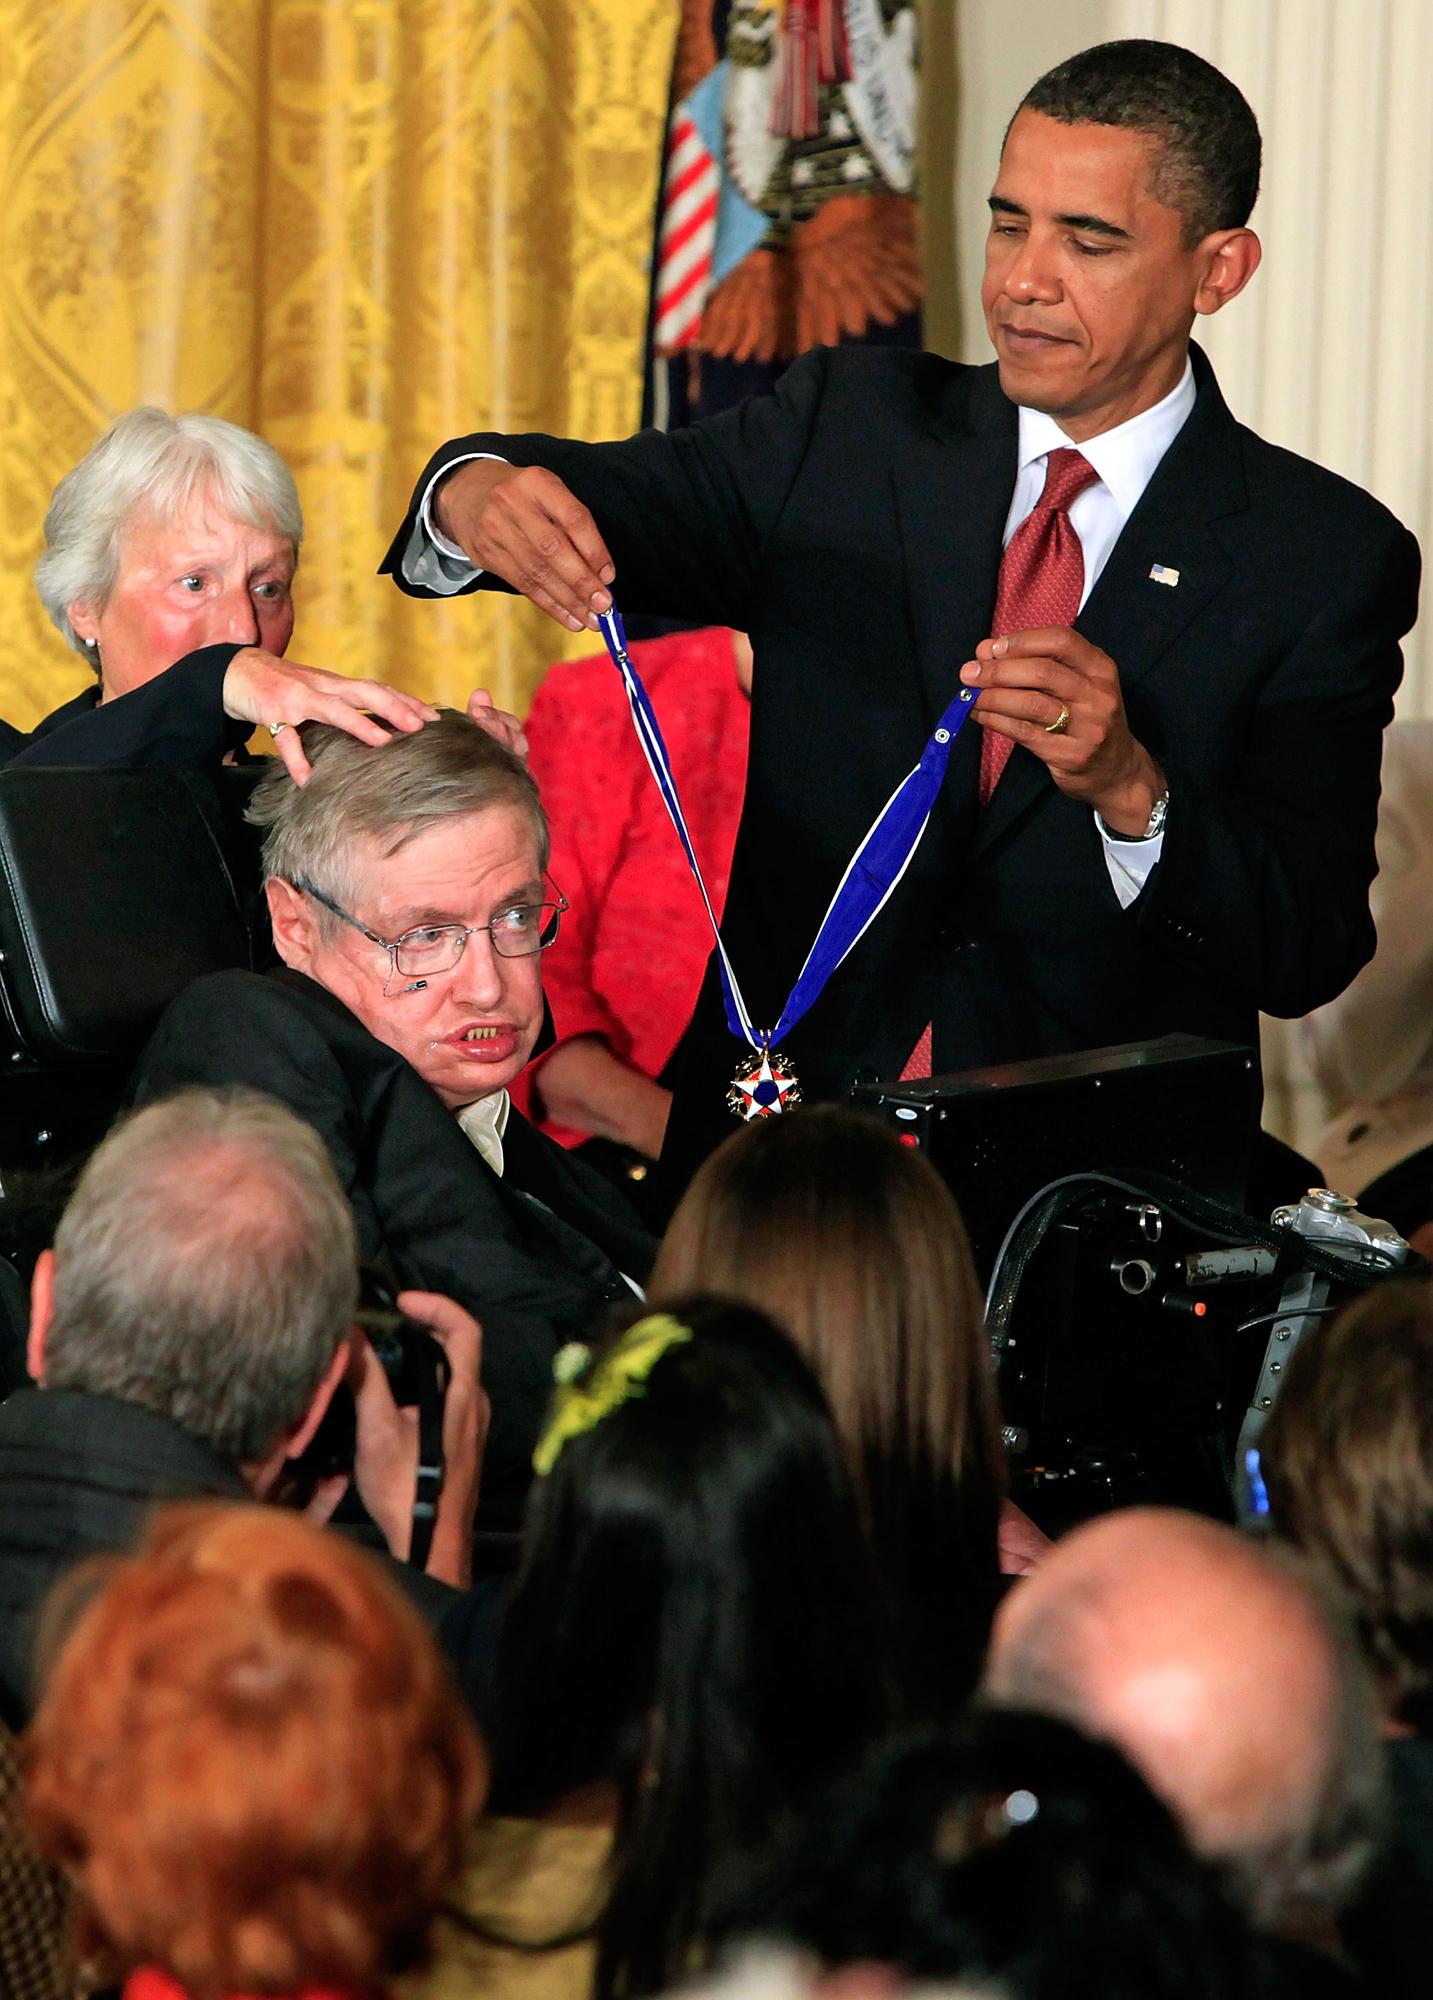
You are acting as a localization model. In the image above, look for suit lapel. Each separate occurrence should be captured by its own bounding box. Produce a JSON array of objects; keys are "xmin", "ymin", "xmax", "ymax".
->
[
  {"xmin": 1078, "ymin": 350, "xmax": 1246, "ymax": 690},
  {"xmin": 892, "ymin": 365, "xmax": 1018, "ymax": 732},
  {"xmin": 979, "ymin": 346, "xmax": 1249, "ymax": 856}
]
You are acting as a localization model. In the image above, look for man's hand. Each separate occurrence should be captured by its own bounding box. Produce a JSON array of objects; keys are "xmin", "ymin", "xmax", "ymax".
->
[
  {"xmin": 434, "ymin": 460, "xmax": 615, "ymax": 634},
  {"xmin": 224, "ymin": 649, "xmax": 439, "ymax": 784},
  {"xmin": 960, "ymin": 626, "xmax": 1167, "ymax": 835},
  {"xmin": 536, "ymin": 1035, "xmax": 672, "ymax": 1161},
  {"xmin": 466, "ymin": 688, "xmax": 530, "ymax": 764},
  {"xmin": 999, "ymin": 1499, "xmax": 1053, "ymax": 1577},
  {"xmin": 347, "ymin": 1293, "xmax": 489, "ymax": 1589}
]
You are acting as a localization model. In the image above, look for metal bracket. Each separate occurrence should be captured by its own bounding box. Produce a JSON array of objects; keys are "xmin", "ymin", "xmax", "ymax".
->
[{"xmin": 1234, "ymin": 1268, "xmax": 1329, "ymax": 1522}]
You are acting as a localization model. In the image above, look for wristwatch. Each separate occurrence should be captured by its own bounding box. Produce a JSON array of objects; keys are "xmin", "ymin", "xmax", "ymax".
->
[{"xmin": 1099, "ymin": 789, "xmax": 1169, "ymax": 843}]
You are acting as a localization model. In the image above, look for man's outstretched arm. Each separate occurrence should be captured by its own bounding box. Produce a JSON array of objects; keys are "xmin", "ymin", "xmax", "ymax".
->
[{"xmin": 380, "ymin": 350, "xmax": 836, "ymax": 634}]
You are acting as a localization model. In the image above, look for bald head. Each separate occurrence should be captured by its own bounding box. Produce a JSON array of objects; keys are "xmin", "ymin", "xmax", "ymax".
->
[{"xmin": 984, "ymin": 1509, "xmax": 1381, "ymax": 1925}]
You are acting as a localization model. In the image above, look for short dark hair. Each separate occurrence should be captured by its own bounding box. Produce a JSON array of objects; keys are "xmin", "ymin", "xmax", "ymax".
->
[
  {"xmin": 490, "ymin": 1296, "xmax": 888, "ymax": 2000},
  {"xmin": 1018, "ymin": 39, "xmax": 1261, "ymax": 245}
]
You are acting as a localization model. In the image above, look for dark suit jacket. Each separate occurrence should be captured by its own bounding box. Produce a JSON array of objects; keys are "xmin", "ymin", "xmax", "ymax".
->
[
  {"xmin": 0, "ymin": 643, "xmax": 250, "ymax": 769},
  {"xmin": 384, "ymin": 344, "xmax": 1422, "ymax": 1191},
  {"xmin": 132, "ymin": 968, "xmax": 657, "ymax": 1526},
  {"xmin": 0, "ymin": 1386, "xmax": 465, "ymax": 1729}
]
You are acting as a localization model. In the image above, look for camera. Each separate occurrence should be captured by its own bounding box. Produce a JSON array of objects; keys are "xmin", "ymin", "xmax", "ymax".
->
[
  {"xmin": 854, "ymin": 1035, "xmax": 1417, "ymax": 1533},
  {"xmin": 284, "ymin": 1266, "xmax": 450, "ymax": 1568}
]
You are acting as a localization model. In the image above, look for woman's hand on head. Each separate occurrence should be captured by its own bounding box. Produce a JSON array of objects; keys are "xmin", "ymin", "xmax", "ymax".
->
[
  {"xmin": 465, "ymin": 687, "xmax": 529, "ymax": 764},
  {"xmin": 224, "ymin": 648, "xmax": 439, "ymax": 783}
]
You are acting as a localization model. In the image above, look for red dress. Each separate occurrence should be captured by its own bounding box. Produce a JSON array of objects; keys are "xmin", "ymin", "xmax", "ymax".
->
[
  {"xmin": 125, "ymin": 1969, "xmax": 370, "ymax": 2000},
  {"xmin": 512, "ymin": 628, "xmax": 750, "ymax": 1147}
]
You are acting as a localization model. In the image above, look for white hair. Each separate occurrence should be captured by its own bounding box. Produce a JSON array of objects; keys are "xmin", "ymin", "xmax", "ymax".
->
[{"xmin": 33, "ymin": 407, "xmax": 303, "ymax": 667}]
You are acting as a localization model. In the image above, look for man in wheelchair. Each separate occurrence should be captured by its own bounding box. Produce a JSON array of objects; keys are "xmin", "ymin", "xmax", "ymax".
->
[{"xmin": 131, "ymin": 710, "xmax": 656, "ymax": 1530}]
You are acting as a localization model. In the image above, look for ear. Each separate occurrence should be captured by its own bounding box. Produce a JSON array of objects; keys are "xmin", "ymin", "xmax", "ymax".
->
[
  {"xmin": 243, "ymin": 1334, "xmax": 355, "ymax": 1499},
  {"xmin": 286, "ymin": 1334, "xmax": 355, "ymax": 1458},
  {"xmin": 66, "ymin": 601, "xmax": 100, "ymax": 647},
  {"xmin": 28, "ymin": 1249, "xmax": 55, "ymax": 1385},
  {"xmin": 266, "ymin": 876, "xmax": 317, "ymax": 972},
  {"xmin": 1193, "ymin": 227, "xmax": 1262, "ymax": 317}
]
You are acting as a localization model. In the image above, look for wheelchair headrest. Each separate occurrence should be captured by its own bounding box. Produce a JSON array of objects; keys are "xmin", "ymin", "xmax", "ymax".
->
[{"xmin": 0, "ymin": 767, "xmax": 259, "ymax": 1064}]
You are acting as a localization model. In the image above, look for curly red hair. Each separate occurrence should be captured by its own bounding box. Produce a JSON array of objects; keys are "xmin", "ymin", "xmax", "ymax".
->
[{"xmin": 22, "ymin": 1501, "xmax": 485, "ymax": 1997}]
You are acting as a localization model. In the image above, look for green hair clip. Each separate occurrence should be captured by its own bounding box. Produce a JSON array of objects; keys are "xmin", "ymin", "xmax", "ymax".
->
[{"xmin": 532, "ymin": 1312, "xmax": 694, "ymax": 1476}]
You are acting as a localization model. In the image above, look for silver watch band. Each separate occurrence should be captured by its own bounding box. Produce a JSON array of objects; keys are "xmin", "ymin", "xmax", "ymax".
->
[{"xmin": 1098, "ymin": 789, "xmax": 1169, "ymax": 843}]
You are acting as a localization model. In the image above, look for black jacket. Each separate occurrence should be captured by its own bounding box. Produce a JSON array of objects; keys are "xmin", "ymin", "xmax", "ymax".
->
[
  {"xmin": 132, "ymin": 967, "xmax": 657, "ymax": 1525},
  {"xmin": 384, "ymin": 343, "xmax": 1421, "ymax": 1191},
  {"xmin": 0, "ymin": 1387, "xmax": 246, "ymax": 1727},
  {"xmin": 0, "ymin": 1385, "xmax": 467, "ymax": 1730},
  {"xmin": 0, "ymin": 644, "xmax": 251, "ymax": 770}
]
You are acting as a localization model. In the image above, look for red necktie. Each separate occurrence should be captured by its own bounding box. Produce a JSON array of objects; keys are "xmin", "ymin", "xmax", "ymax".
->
[
  {"xmin": 979, "ymin": 445, "xmax": 1099, "ymax": 803},
  {"xmin": 899, "ymin": 445, "xmax": 1099, "ymax": 1083}
]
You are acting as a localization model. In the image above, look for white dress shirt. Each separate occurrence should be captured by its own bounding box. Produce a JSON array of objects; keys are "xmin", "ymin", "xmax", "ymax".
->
[
  {"xmin": 1006, "ymin": 358, "xmax": 1194, "ymax": 904},
  {"xmin": 456, "ymin": 1087, "xmax": 510, "ymax": 1176},
  {"xmin": 401, "ymin": 358, "xmax": 1196, "ymax": 907}
]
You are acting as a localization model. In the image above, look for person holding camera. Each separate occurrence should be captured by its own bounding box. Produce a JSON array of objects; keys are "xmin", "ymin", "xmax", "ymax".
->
[
  {"xmin": 0, "ymin": 1087, "xmax": 484, "ymax": 1729},
  {"xmin": 133, "ymin": 709, "xmax": 657, "ymax": 1532}
]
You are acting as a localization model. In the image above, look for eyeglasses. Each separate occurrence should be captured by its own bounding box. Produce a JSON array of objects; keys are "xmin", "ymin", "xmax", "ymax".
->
[{"xmin": 293, "ymin": 878, "xmax": 567, "ymax": 990}]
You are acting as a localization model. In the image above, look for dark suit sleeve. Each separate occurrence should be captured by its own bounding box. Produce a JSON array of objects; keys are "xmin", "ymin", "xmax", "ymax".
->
[
  {"xmin": 1, "ymin": 645, "xmax": 251, "ymax": 770},
  {"xmin": 380, "ymin": 349, "xmax": 836, "ymax": 630},
  {"xmin": 132, "ymin": 974, "xmax": 379, "ymax": 1244},
  {"xmin": 1138, "ymin": 519, "xmax": 1421, "ymax": 1018}
]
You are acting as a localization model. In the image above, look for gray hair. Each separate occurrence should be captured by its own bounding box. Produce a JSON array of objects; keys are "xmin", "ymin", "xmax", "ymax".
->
[
  {"xmin": 248, "ymin": 709, "xmax": 550, "ymax": 936},
  {"xmin": 34, "ymin": 407, "xmax": 303, "ymax": 668},
  {"xmin": 42, "ymin": 1089, "xmax": 357, "ymax": 1464}
]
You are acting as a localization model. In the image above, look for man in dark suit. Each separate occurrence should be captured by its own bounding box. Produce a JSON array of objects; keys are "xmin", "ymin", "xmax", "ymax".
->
[
  {"xmin": 381, "ymin": 40, "xmax": 1421, "ymax": 1199},
  {"xmin": 133, "ymin": 711, "xmax": 655, "ymax": 1530}
]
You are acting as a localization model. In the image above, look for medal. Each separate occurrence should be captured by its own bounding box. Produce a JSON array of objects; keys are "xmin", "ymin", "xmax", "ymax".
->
[
  {"xmin": 727, "ymin": 1045, "xmax": 802, "ymax": 1121},
  {"xmin": 598, "ymin": 608, "xmax": 979, "ymax": 1120}
]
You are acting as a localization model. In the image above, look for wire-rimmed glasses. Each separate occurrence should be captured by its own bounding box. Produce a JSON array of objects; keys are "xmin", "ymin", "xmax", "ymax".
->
[{"xmin": 294, "ymin": 878, "xmax": 567, "ymax": 992}]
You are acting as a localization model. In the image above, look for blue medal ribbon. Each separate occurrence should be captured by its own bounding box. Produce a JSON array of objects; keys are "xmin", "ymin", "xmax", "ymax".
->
[{"xmin": 598, "ymin": 607, "xmax": 978, "ymax": 1069}]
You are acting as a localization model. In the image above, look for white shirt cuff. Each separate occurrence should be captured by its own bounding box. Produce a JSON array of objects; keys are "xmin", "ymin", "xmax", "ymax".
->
[
  {"xmin": 398, "ymin": 452, "xmax": 507, "ymax": 594},
  {"xmin": 1098, "ymin": 815, "xmax": 1164, "ymax": 910}
]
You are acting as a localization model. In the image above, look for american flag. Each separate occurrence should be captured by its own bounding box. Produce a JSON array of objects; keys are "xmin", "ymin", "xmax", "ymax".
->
[{"xmin": 653, "ymin": 108, "xmax": 720, "ymax": 355}]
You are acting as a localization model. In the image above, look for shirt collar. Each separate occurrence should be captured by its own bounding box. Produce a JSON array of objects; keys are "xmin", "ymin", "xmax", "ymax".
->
[
  {"xmin": 456, "ymin": 1088, "xmax": 511, "ymax": 1177},
  {"xmin": 1016, "ymin": 357, "xmax": 1196, "ymax": 523}
]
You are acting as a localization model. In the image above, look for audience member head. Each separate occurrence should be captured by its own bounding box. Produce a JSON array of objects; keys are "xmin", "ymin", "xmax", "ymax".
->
[
  {"xmin": 30, "ymin": 1088, "xmax": 358, "ymax": 1486},
  {"xmin": 493, "ymin": 1296, "xmax": 888, "ymax": 2000},
  {"xmin": 987, "ymin": 42, "xmax": 1261, "ymax": 430},
  {"xmin": 23, "ymin": 1501, "xmax": 484, "ymax": 1996},
  {"xmin": 715, "ymin": 1712, "xmax": 1289, "ymax": 2000},
  {"xmin": 253, "ymin": 710, "xmax": 556, "ymax": 1108},
  {"xmin": 1260, "ymin": 1278, "xmax": 1433, "ymax": 1736},
  {"xmin": 35, "ymin": 406, "xmax": 302, "ymax": 696},
  {"xmin": 652, "ymin": 1106, "xmax": 1006, "ymax": 1713},
  {"xmin": 984, "ymin": 1508, "xmax": 1383, "ymax": 1931}
]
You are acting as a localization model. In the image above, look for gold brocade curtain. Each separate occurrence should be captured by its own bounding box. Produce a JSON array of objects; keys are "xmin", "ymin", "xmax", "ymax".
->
[{"xmin": 0, "ymin": 0, "xmax": 677, "ymax": 730}]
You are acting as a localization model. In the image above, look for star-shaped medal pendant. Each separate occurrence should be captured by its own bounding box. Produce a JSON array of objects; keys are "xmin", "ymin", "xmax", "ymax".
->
[{"xmin": 727, "ymin": 1047, "xmax": 802, "ymax": 1122}]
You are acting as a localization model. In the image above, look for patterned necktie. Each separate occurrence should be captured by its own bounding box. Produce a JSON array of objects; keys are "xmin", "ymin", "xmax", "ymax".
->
[
  {"xmin": 899, "ymin": 445, "xmax": 1100, "ymax": 1083},
  {"xmin": 979, "ymin": 445, "xmax": 1100, "ymax": 803}
]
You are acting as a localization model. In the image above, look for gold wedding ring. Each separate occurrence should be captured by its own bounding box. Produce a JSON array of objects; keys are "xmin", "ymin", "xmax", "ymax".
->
[
  {"xmin": 267, "ymin": 722, "xmax": 289, "ymax": 739},
  {"xmin": 1045, "ymin": 702, "xmax": 1071, "ymax": 736}
]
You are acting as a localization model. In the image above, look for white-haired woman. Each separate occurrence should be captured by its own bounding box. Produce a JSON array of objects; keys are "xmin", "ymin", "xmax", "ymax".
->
[{"xmin": 3, "ymin": 407, "xmax": 516, "ymax": 783}]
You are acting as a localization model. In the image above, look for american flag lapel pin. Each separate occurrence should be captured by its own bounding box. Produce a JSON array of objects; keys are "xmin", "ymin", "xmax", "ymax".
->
[{"xmin": 1150, "ymin": 563, "xmax": 1180, "ymax": 587}]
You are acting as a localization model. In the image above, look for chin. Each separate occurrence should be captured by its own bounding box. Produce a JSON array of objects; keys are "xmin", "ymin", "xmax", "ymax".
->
[{"xmin": 996, "ymin": 354, "xmax": 1078, "ymax": 412}]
